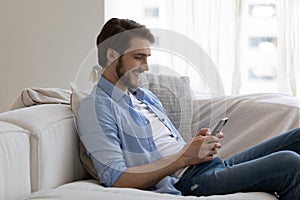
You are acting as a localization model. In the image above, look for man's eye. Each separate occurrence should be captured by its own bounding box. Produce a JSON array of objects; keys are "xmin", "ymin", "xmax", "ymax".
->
[{"xmin": 135, "ymin": 56, "xmax": 143, "ymax": 60}]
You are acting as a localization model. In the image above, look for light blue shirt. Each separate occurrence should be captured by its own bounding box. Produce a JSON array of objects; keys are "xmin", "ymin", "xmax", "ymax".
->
[{"xmin": 77, "ymin": 76, "xmax": 186, "ymax": 195}]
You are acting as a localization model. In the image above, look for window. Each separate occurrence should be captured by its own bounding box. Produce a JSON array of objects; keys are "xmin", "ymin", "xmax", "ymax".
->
[
  {"xmin": 240, "ymin": 0, "xmax": 278, "ymax": 93},
  {"xmin": 105, "ymin": 0, "xmax": 281, "ymax": 96},
  {"xmin": 144, "ymin": 7, "xmax": 159, "ymax": 18}
]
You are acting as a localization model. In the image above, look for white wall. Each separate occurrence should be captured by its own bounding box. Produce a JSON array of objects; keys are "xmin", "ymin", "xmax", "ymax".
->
[{"xmin": 0, "ymin": 0, "xmax": 105, "ymax": 112}]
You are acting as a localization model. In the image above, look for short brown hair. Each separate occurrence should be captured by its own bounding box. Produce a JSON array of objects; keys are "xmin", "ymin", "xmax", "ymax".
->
[{"xmin": 96, "ymin": 18, "xmax": 155, "ymax": 67}]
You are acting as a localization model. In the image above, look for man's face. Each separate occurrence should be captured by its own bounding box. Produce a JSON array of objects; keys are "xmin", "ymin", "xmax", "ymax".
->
[{"xmin": 115, "ymin": 37, "xmax": 151, "ymax": 90}]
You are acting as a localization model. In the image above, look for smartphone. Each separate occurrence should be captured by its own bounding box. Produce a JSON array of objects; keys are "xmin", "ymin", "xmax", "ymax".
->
[{"xmin": 211, "ymin": 118, "xmax": 229, "ymax": 136}]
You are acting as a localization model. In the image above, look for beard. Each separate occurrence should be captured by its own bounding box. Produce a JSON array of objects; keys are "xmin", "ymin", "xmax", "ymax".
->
[{"xmin": 115, "ymin": 57, "xmax": 140, "ymax": 90}]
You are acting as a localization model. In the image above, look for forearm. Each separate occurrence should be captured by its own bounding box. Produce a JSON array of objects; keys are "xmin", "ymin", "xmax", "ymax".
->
[
  {"xmin": 113, "ymin": 151, "xmax": 186, "ymax": 189},
  {"xmin": 113, "ymin": 132, "xmax": 221, "ymax": 190}
]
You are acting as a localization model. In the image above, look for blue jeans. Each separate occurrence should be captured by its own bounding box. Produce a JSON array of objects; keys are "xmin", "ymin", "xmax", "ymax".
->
[{"xmin": 175, "ymin": 127, "xmax": 300, "ymax": 199}]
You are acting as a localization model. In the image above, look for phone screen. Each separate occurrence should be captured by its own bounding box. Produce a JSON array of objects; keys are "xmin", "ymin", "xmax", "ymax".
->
[{"xmin": 211, "ymin": 118, "xmax": 229, "ymax": 136}]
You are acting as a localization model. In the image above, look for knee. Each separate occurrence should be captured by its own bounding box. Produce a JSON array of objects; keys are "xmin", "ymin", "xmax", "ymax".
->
[{"xmin": 275, "ymin": 151, "xmax": 300, "ymax": 169}]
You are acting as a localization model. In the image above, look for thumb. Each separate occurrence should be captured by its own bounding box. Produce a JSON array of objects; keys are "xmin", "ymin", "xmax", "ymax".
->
[{"xmin": 196, "ymin": 128, "xmax": 210, "ymax": 137}]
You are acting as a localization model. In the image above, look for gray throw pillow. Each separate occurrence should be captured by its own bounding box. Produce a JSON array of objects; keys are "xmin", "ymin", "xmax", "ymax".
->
[{"xmin": 139, "ymin": 73, "xmax": 193, "ymax": 142}]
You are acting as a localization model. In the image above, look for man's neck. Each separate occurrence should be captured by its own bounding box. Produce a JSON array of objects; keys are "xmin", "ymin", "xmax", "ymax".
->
[{"xmin": 102, "ymin": 70, "xmax": 128, "ymax": 94}]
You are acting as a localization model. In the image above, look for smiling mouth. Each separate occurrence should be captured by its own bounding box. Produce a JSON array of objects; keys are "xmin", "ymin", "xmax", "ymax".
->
[{"xmin": 132, "ymin": 70, "xmax": 144, "ymax": 77}]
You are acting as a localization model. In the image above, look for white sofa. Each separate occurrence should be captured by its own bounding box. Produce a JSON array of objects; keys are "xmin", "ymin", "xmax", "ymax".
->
[{"xmin": 1, "ymin": 89, "xmax": 300, "ymax": 199}]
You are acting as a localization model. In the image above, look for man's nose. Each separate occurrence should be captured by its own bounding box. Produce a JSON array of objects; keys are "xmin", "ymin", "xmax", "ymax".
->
[
  {"xmin": 140, "ymin": 61, "xmax": 149, "ymax": 72},
  {"xmin": 143, "ymin": 64, "xmax": 149, "ymax": 71}
]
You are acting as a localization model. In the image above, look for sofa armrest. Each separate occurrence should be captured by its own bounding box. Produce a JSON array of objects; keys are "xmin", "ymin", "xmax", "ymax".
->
[
  {"xmin": 0, "ymin": 104, "xmax": 89, "ymax": 192},
  {"xmin": 0, "ymin": 121, "xmax": 31, "ymax": 200},
  {"xmin": 191, "ymin": 93, "xmax": 300, "ymax": 160}
]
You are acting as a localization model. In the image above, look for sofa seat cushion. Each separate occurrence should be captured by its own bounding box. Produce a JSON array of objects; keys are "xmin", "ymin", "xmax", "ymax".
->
[
  {"xmin": 0, "ymin": 121, "xmax": 31, "ymax": 200},
  {"xmin": 22, "ymin": 180, "xmax": 277, "ymax": 200}
]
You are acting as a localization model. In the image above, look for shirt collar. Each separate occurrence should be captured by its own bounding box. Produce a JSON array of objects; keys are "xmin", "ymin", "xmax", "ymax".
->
[
  {"xmin": 97, "ymin": 75, "xmax": 146, "ymax": 103},
  {"xmin": 129, "ymin": 87, "xmax": 145, "ymax": 101},
  {"xmin": 97, "ymin": 75, "xmax": 130, "ymax": 102}
]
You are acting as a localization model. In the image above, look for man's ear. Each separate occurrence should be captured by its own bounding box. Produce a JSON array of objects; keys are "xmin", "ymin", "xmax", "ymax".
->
[{"xmin": 107, "ymin": 48, "xmax": 119, "ymax": 63}]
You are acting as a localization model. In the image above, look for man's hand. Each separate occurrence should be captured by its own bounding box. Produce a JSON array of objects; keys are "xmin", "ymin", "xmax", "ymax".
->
[
  {"xmin": 113, "ymin": 128, "xmax": 224, "ymax": 190},
  {"xmin": 196, "ymin": 128, "xmax": 224, "ymax": 138},
  {"xmin": 179, "ymin": 128, "xmax": 223, "ymax": 166}
]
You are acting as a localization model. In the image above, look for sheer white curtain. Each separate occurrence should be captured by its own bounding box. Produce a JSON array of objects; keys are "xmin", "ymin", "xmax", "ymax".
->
[
  {"xmin": 104, "ymin": 0, "xmax": 300, "ymax": 98},
  {"xmin": 161, "ymin": 0, "xmax": 245, "ymax": 95},
  {"xmin": 277, "ymin": 0, "xmax": 300, "ymax": 98}
]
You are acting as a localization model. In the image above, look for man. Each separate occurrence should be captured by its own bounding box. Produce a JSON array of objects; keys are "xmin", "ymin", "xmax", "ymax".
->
[{"xmin": 77, "ymin": 18, "xmax": 300, "ymax": 199}]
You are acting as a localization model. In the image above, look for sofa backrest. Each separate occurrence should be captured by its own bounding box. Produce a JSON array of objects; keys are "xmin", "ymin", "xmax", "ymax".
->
[{"xmin": 0, "ymin": 104, "xmax": 88, "ymax": 193}]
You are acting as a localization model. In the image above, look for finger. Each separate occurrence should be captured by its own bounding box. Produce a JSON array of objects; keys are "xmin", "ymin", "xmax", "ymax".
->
[
  {"xmin": 216, "ymin": 132, "xmax": 224, "ymax": 138},
  {"xmin": 198, "ymin": 142, "xmax": 214, "ymax": 158},
  {"xmin": 196, "ymin": 128, "xmax": 210, "ymax": 136},
  {"xmin": 203, "ymin": 155, "xmax": 214, "ymax": 162},
  {"xmin": 214, "ymin": 143, "xmax": 222, "ymax": 149},
  {"xmin": 205, "ymin": 135, "xmax": 219, "ymax": 144},
  {"xmin": 211, "ymin": 149, "xmax": 218, "ymax": 155},
  {"xmin": 208, "ymin": 148, "xmax": 218, "ymax": 155}
]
